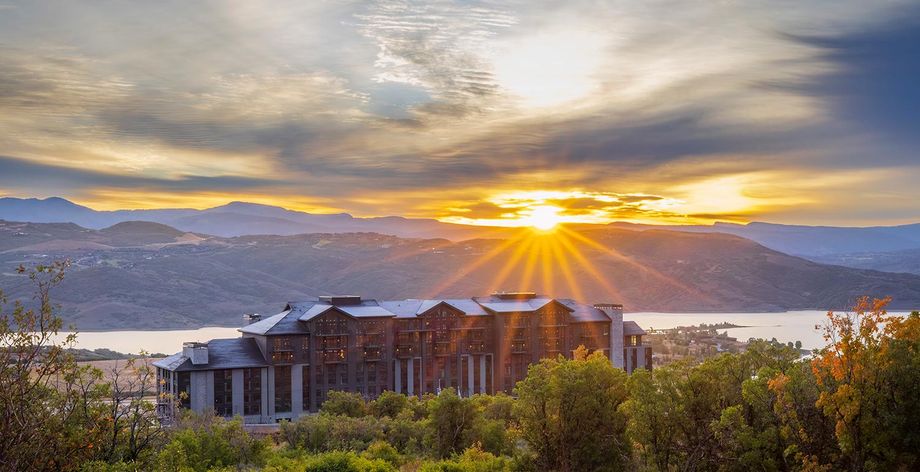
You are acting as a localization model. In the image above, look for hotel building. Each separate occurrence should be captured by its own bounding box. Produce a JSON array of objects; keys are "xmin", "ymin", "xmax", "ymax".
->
[{"xmin": 153, "ymin": 292, "xmax": 651, "ymax": 423}]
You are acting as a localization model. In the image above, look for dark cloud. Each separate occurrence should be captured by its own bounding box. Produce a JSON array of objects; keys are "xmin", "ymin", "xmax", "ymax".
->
[
  {"xmin": 0, "ymin": 155, "xmax": 282, "ymax": 192},
  {"xmin": 787, "ymin": 6, "xmax": 920, "ymax": 152}
]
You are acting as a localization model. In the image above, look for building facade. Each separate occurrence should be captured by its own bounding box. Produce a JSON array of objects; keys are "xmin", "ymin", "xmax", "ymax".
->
[{"xmin": 154, "ymin": 292, "xmax": 651, "ymax": 423}]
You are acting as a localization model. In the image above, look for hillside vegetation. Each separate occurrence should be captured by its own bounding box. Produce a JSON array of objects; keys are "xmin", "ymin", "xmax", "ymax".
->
[
  {"xmin": 2, "ymin": 221, "xmax": 920, "ymax": 329},
  {"xmin": 2, "ymin": 265, "xmax": 918, "ymax": 471}
]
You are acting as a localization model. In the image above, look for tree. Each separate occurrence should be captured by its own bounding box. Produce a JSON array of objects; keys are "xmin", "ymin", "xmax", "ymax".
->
[
  {"xmin": 0, "ymin": 261, "xmax": 112, "ymax": 471},
  {"xmin": 96, "ymin": 356, "xmax": 164, "ymax": 463},
  {"xmin": 427, "ymin": 388, "xmax": 477, "ymax": 458},
  {"xmin": 623, "ymin": 365, "xmax": 683, "ymax": 471},
  {"xmin": 514, "ymin": 347, "xmax": 630, "ymax": 472},
  {"xmin": 811, "ymin": 296, "xmax": 920, "ymax": 470}
]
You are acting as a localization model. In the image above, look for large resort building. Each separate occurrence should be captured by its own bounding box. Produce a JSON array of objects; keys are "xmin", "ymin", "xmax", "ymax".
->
[{"xmin": 154, "ymin": 292, "xmax": 651, "ymax": 423}]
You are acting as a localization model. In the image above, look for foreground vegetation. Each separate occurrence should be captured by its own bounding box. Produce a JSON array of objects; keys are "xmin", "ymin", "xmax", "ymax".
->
[{"xmin": 1, "ymin": 262, "xmax": 919, "ymax": 471}]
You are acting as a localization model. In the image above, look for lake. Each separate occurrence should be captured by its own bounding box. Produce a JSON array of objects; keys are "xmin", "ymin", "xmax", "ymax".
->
[{"xmin": 57, "ymin": 310, "xmax": 900, "ymax": 354}]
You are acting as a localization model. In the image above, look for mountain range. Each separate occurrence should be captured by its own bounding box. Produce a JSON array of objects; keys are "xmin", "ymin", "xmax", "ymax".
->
[
  {"xmin": 1, "ymin": 219, "xmax": 919, "ymax": 330},
  {"xmin": 3, "ymin": 197, "xmax": 920, "ymax": 274},
  {"xmin": 0, "ymin": 196, "xmax": 509, "ymax": 240}
]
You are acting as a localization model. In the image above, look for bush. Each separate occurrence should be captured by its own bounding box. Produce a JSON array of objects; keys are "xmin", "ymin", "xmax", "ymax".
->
[
  {"xmin": 281, "ymin": 414, "xmax": 386, "ymax": 452},
  {"xmin": 154, "ymin": 414, "xmax": 270, "ymax": 472},
  {"xmin": 369, "ymin": 390, "xmax": 408, "ymax": 418},
  {"xmin": 417, "ymin": 446, "xmax": 514, "ymax": 472},
  {"xmin": 265, "ymin": 451, "xmax": 396, "ymax": 472},
  {"xmin": 321, "ymin": 391, "xmax": 368, "ymax": 418}
]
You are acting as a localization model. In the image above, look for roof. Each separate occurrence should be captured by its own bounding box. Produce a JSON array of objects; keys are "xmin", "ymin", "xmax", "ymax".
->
[
  {"xmin": 378, "ymin": 298, "xmax": 490, "ymax": 318},
  {"xmin": 472, "ymin": 295, "xmax": 559, "ymax": 313},
  {"xmin": 623, "ymin": 321, "xmax": 648, "ymax": 336},
  {"xmin": 299, "ymin": 299, "xmax": 397, "ymax": 322},
  {"xmin": 239, "ymin": 300, "xmax": 320, "ymax": 335},
  {"xmin": 557, "ymin": 299, "xmax": 612, "ymax": 322},
  {"xmin": 153, "ymin": 338, "xmax": 268, "ymax": 372},
  {"xmin": 229, "ymin": 294, "xmax": 627, "ymax": 339}
]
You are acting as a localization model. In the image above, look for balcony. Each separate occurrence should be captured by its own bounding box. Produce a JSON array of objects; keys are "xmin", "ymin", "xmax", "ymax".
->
[
  {"xmin": 510, "ymin": 342, "xmax": 528, "ymax": 354},
  {"xmin": 322, "ymin": 349, "xmax": 347, "ymax": 363},
  {"xmin": 433, "ymin": 344, "xmax": 453, "ymax": 356},
  {"xmin": 271, "ymin": 351, "xmax": 295, "ymax": 364},
  {"xmin": 466, "ymin": 342, "xmax": 486, "ymax": 354},
  {"xmin": 363, "ymin": 348, "xmax": 382, "ymax": 361},
  {"xmin": 395, "ymin": 344, "xmax": 415, "ymax": 358}
]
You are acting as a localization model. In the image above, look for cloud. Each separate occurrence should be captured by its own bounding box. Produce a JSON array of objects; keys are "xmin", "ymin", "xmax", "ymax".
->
[
  {"xmin": 0, "ymin": 155, "xmax": 282, "ymax": 193},
  {"xmin": 0, "ymin": 0, "xmax": 917, "ymax": 225},
  {"xmin": 785, "ymin": 5, "xmax": 920, "ymax": 154}
]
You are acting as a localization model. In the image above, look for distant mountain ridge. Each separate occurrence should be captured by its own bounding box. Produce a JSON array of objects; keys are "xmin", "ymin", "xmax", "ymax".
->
[
  {"xmin": 1, "ymin": 219, "xmax": 920, "ymax": 330},
  {"xmin": 0, "ymin": 196, "xmax": 510, "ymax": 240},
  {"xmin": 4, "ymin": 197, "xmax": 920, "ymax": 270},
  {"xmin": 610, "ymin": 221, "xmax": 920, "ymax": 257}
]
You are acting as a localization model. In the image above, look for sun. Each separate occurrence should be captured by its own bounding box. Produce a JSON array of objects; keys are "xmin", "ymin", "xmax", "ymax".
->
[{"xmin": 522, "ymin": 205, "xmax": 564, "ymax": 231}]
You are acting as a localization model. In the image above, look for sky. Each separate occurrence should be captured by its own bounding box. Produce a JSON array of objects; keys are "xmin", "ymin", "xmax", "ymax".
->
[{"xmin": 0, "ymin": 0, "xmax": 918, "ymax": 227}]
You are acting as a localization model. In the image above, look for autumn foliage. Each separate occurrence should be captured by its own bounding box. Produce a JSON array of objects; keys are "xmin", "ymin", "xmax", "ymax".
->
[{"xmin": 2, "ymin": 262, "xmax": 919, "ymax": 471}]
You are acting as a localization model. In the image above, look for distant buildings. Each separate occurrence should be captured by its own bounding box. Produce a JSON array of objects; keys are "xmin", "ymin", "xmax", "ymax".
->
[{"xmin": 154, "ymin": 292, "xmax": 651, "ymax": 423}]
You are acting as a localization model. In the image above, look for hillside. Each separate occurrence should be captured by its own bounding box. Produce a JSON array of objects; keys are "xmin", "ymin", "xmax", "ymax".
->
[
  {"xmin": 0, "ymin": 197, "xmax": 511, "ymax": 240},
  {"xmin": 1, "ymin": 220, "xmax": 919, "ymax": 330},
  {"xmin": 611, "ymin": 221, "xmax": 920, "ymax": 257},
  {"xmin": 812, "ymin": 249, "xmax": 920, "ymax": 275},
  {"xmin": 5, "ymin": 198, "xmax": 920, "ymax": 267}
]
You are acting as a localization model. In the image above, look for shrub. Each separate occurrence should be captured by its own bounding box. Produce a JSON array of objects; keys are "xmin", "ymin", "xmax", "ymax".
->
[{"xmin": 321, "ymin": 391, "xmax": 368, "ymax": 418}]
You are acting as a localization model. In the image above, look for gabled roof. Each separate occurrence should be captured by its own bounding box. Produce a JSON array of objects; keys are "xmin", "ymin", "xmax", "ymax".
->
[
  {"xmin": 238, "ymin": 294, "xmax": 620, "ymax": 332},
  {"xmin": 378, "ymin": 298, "xmax": 491, "ymax": 318},
  {"xmin": 624, "ymin": 321, "xmax": 648, "ymax": 336},
  {"xmin": 153, "ymin": 338, "xmax": 267, "ymax": 372},
  {"xmin": 298, "ymin": 299, "xmax": 397, "ymax": 322},
  {"xmin": 557, "ymin": 299, "xmax": 612, "ymax": 323},
  {"xmin": 473, "ymin": 295, "xmax": 563, "ymax": 314},
  {"xmin": 239, "ymin": 300, "xmax": 319, "ymax": 335}
]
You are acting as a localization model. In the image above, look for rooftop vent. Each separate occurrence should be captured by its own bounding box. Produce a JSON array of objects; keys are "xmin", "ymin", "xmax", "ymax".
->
[
  {"xmin": 494, "ymin": 291, "xmax": 537, "ymax": 300},
  {"xmin": 182, "ymin": 342, "xmax": 209, "ymax": 365},
  {"xmin": 319, "ymin": 295, "xmax": 363, "ymax": 306},
  {"xmin": 243, "ymin": 313, "xmax": 262, "ymax": 324},
  {"xmin": 593, "ymin": 303, "xmax": 623, "ymax": 309}
]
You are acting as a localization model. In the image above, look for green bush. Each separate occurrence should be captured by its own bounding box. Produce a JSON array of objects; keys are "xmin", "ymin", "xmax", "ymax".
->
[
  {"xmin": 266, "ymin": 451, "xmax": 395, "ymax": 472},
  {"xmin": 153, "ymin": 415, "xmax": 270, "ymax": 472},
  {"xmin": 369, "ymin": 390, "xmax": 409, "ymax": 418},
  {"xmin": 321, "ymin": 391, "xmax": 368, "ymax": 418}
]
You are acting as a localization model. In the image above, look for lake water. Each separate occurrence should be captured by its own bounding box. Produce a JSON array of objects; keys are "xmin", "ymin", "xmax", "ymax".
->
[{"xmin": 58, "ymin": 310, "xmax": 897, "ymax": 354}]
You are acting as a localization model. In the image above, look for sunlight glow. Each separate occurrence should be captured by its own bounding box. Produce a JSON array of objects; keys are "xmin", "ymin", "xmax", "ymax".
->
[
  {"xmin": 492, "ymin": 30, "xmax": 605, "ymax": 108},
  {"xmin": 522, "ymin": 205, "xmax": 564, "ymax": 231}
]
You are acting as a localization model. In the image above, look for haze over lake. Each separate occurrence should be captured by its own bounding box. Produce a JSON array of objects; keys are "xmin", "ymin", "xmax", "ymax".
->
[{"xmin": 60, "ymin": 310, "xmax": 907, "ymax": 354}]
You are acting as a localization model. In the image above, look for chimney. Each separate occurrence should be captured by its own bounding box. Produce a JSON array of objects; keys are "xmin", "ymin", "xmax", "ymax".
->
[
  {"xmin": 595, "ymin": 303, "xmax": 624, "ymax": 369},
  {"xmin": 243, "ymin": 313, "xmax": 262, "ymax": 324},
  {"xmin": 182, "ymin": 342, "xmax": 209, "ymax": 365}
]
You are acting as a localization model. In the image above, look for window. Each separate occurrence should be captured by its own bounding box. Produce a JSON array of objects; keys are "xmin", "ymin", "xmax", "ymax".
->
[
  {"xmin": 317, "ymin": 317, "xmax": 348, "ymax": 335},
  {"xmin": 177, "ymin": 372, "xmax": 191, "ymax": 408},
  {"xmin": 213, "ymin": 369, "xmax": 233, "ymax": 416},
  {"xmin": 243, "ymin": 368, "xmax": 261, "ymax": 416},
  {"xmin": 274, "ymin": 366, "xmax": 291, "ymax": 413},
  {"xmin": 321, "ymin": 336, "xmax": 347, "ymax": 350},
  {"xmin": 272, "ymin": 337, "xmax": 294, "ymax": 363},
  {"xmin": 273, "ymin": 337, "xmax": 292, "ymax": 350},
  {"xmin": 367, "ymin": 366, "xmax": 377, "ymax": 383},
  {"xmin": 323, "ymin": 349, "xmax": 346, "ymax": 363},
  {"xmin": 272, "ymin": 351, "xmax": 295, "ymax": 363},
  {"xmin": 364, "ymin": 347, "xmax": 381, "ymax": 360}
]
